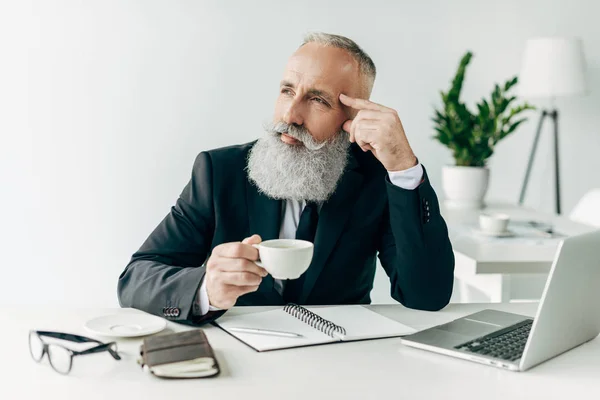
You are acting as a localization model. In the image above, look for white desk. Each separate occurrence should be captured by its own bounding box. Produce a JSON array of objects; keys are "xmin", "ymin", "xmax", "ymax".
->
[
  {"xmin": 443, "ymin": 203, "xmax": 595, "ymax": 302},
  {"xmin": 3, "ymin": 304, "xmax": 599, "ymax": 399}
]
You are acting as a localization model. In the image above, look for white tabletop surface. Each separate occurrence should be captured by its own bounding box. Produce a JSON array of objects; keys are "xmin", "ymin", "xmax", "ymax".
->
[
  {"xmin": 2, "ymin": 303, "xmax": 599, "ymax": 399},
  {"xmin": 443, "ymin": 203, "xmax": 595, "ymax": 274}
]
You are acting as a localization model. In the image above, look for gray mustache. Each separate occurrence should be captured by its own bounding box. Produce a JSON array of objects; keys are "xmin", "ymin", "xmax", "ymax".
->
[{"xmin": 265, "ymin": 121, "xmax": 327, "ymax": 151}]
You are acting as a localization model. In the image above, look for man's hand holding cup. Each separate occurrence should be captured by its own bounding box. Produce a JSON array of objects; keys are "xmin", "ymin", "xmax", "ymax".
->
[{"xmin": 205, "ymin": 234, "xmax": 267, "ymax": 309}]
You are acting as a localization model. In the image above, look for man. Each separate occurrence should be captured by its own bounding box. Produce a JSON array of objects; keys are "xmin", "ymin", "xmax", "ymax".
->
[{"xmin": 118, "ymin": 32, "xmax": 454, "ymax": 325}]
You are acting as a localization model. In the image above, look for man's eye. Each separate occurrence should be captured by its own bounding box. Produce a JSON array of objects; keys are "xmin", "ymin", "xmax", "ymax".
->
[
  {"xmin": 281, "ymin": 88, "xmax": 293, "ymax": 95},
  {"xmin": 312, "ymin": 97, "xmax": 328, "ymax": 106}
]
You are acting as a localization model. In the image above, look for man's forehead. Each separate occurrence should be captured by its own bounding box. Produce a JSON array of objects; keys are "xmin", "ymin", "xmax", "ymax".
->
[
  {"xmin": 283, "ymin": 44, "xmax": 360, "ymax": 94},
  {"xmin": 282, "ymin": 68, "xmax": 348, "ymax": 90}
]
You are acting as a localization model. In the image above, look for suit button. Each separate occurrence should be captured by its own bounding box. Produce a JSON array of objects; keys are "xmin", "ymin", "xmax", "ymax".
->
[{"xmin": 173, "ymin": 308, "xmax": 180, "ymax": 317}]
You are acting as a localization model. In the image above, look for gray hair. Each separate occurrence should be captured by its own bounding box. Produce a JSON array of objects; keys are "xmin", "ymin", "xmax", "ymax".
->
[{"xmin": 302, "ymin": 32, "xmax": 376, "ymax": 94}]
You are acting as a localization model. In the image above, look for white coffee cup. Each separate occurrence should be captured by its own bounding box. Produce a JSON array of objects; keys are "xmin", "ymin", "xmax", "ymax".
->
[
  {"xmin": 479, "ymin": 212, "xmax": 510, "ymax": 234},
  {"xmin": 252, "ymin": 239, "xmax": 314, "ymax": 280}
]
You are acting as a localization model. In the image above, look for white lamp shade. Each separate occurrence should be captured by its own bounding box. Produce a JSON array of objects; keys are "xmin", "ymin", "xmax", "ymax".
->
[{"xmin": 518, "ymin": 37, "xmax": 588, "ymax": 98}]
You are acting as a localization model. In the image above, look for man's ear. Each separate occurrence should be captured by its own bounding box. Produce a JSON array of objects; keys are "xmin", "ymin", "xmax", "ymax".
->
[{"xmin": 364, "ymin": 77, "xmax": 374, "ymax": 99}]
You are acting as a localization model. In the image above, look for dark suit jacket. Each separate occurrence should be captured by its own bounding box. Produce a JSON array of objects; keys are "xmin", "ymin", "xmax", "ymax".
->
[{"xmin": 117, "ymin": 142, "xmax": 455, "ymax": 325}]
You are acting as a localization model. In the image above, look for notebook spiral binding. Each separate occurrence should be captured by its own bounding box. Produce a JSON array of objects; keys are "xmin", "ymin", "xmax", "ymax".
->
[{"xmin": 283, "ymin": 304, "xmax": 347, "ymax": 338}]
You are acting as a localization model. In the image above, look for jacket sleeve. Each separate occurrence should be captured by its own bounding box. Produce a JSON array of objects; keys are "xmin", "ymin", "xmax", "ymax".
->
[
  {"xmin": 117, "ymin": 152, "xmax": 219, "ymax": 325},
  {"xmin": 376, "ymin": 166, "xmax": 455, "ymax": 311}
]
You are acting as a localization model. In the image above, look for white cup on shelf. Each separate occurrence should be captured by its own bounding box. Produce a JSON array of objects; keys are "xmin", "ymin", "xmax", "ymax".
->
[{"xmin": 479, "ymin": 213, "xmax": 510, "ymax": 235}]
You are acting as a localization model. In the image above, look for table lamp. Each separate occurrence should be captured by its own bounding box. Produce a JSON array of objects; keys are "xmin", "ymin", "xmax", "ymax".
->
[{"xmin": 517, "ymin": 37, "xmax": 588, "ymax": 214}]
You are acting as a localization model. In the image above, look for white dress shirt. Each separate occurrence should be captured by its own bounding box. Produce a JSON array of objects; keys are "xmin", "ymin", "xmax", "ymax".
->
[{"xmin": 196, "ymin": 163, "xmax": 424, "ymax": 315}]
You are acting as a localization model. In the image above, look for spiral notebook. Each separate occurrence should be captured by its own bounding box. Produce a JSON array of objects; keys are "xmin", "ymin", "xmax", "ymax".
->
[{"xmin": 215, "ymin": 304, "xmax": 416, "ymax": 352}]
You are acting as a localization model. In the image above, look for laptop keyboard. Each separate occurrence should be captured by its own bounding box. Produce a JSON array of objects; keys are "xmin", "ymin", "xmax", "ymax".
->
[{"xmin": 454, "ymin": 319, "xmax": 533, "ymax": 362}]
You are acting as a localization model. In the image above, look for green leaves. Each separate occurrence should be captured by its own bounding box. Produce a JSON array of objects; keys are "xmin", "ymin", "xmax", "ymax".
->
[
  {"xmin": 447, "ymin": 52, "xmax": 473, "ymax": 104},
  {"xmin": 432, "ymin": 52, "xmax": 535, "ymax": 167},
  {"xmin": 504, "ymin": 76, "xmax": 518, "ymax": 91}
]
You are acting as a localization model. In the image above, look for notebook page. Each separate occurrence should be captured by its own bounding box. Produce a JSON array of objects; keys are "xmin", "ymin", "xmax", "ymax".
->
[
  {"xmin": 308, "ymin": 305, "xmax": 417, "ymax": 341},
  {"xmin": 216, "ymin": 309, "xmax": 336, "ymax": 352},
  {"xmin": 149, "ymin": 359, "xmax": 218, "ymax": 378}
]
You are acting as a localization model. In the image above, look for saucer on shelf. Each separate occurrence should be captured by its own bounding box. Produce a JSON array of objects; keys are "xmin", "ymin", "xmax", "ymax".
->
[{"xmin": 474, "ymin": 229, "xmax": 515, "ymax": 238}]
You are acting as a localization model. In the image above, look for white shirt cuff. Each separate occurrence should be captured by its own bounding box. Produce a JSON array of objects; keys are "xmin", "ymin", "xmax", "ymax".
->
[
  {"xmin": 198, "ymin": 278, "xmax": 222, "ymax": 315},
  {"xmin": 387, "ymin": 163, "xmax": 424, "ymax": 190}
]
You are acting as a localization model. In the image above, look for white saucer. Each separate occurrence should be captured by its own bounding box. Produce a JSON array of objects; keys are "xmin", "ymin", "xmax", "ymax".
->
[
  {"xmin": 474, "ymin": 229, "xmax": 515, "ymax": 238},
  {"xmin": 84, "ymin": 313, "xmax": 167, "ymax": 338}
]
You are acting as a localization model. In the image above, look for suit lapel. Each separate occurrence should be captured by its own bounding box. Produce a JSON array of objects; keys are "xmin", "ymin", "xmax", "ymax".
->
[
  {"xmin": 245, "ymin": 178, "xmax": 283, "ymax": 302},
  {"xmin": 298, "ymin": 152, "xmax": 364, "ymax": 303}
]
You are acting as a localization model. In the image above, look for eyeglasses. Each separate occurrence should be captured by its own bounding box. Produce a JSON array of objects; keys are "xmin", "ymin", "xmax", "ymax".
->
[{"xmin": 28, "ymin": 330, "xmax": 121, "ymax": 375}]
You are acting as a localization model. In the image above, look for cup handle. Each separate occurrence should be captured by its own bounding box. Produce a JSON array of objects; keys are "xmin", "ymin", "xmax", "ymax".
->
[{"xmin": 251, "ymin": 244, "xmax": 263, "ymax": 267}]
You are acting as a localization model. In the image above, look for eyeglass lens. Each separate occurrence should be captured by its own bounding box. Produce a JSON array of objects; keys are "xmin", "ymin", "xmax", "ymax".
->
[
  {"xmin": 29, "ymin": 332, "xmax": 73, "ymax": 374},
  {"xmin": 47, "ymin": 344, "xmax": 73, "ymax": 374},
  {"xmin": 28, "ymin": 332, "xmax": 44, "ymax": 361}
]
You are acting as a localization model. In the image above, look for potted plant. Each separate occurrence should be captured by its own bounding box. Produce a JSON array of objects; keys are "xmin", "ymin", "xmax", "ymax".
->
[{"xmin": 433, "ymin": 51, "xmax": 535, "ymax": 209}]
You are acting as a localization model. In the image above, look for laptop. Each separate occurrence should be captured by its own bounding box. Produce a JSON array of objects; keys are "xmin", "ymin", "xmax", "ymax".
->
[{"xmin": 400, "ymin": 229, "xmax": 600, "ymax": 371}]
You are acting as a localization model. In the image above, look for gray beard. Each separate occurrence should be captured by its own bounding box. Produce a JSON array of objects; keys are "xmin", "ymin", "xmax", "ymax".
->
[{"xmin": 246, "ymin": 124, "xmax": 350, "ymax": 202}]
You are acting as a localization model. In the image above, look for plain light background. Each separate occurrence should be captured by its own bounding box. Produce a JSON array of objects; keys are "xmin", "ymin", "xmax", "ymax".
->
[{"xmin": 2, "ymin": 0, "xmax": 599, "ymax": 307}]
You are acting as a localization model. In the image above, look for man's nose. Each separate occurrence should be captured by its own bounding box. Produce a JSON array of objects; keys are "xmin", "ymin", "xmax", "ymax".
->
[{"xmin": 282, "ymin": 99, "xmax": 304, "ymax": 127}]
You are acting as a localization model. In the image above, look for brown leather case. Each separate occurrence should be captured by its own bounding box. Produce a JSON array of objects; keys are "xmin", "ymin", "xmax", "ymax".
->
[{"xmin": 139, "ymin": 330, "xmax": 220, "ymax": 378}]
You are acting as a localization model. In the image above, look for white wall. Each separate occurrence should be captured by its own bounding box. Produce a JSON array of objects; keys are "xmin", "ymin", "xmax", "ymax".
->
[{"xmin": 2, "ymin": 0, "xmax": 599, "ymax": 307}]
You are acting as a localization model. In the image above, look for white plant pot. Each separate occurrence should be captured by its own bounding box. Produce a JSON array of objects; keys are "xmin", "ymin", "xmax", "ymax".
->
[{"xmin": 442, "ymin": 165, "xmax": 489, "ymax": 209}]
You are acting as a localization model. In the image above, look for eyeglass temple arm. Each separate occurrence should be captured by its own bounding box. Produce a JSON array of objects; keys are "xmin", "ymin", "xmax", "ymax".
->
[
  {"xmin": 74, "ymin": 343, "xmax": 121, "ymax": 360},
  {"xmin": 36, "ymin": 331, "xmax": 101, "ymax": 344},
  {"xmin": 35, "ymin": 331, "xmax": 120, "ymax": 360}
]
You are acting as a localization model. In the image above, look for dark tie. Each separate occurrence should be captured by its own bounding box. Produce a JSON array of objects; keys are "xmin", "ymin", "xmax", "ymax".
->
[{"xmin": 283, "ymin": 202, "xmax": 318, "ymax": 304}]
